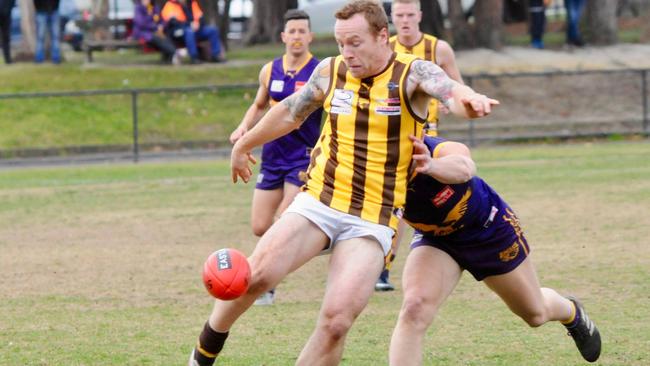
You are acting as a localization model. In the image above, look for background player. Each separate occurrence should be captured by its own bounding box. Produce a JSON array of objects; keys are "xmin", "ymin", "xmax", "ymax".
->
[
  {"xmin": 389, "ymin": 135, "xmax": 602, "ymax": 364},
  {"xmin": 229, "ymin": 9, "xmax": 322, "ymax": 305}
]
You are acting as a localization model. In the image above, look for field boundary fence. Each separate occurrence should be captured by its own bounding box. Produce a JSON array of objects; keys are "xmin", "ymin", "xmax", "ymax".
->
[{"xmin": 0, "ymin": 68, "xmax": 648, "ymax": 163}]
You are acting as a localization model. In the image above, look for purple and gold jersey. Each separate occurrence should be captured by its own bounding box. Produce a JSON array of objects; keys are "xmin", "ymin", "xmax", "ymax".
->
[
  {"xmin": 404, "ymin": 136, "xmax": 531, "ymax": 281},
  {"xmin": 403, "ymin": 136, "xmax": 501, "ymax": 238},
  {"xmin": 262, "ymin": 54, "xmax": 323, "ymax": 169}
]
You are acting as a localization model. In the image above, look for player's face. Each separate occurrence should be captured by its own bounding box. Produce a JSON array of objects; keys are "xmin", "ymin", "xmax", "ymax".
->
[
  {"xmin": 334, "ymin": 13, "xmax": 389, "ymax": 78},
  {"xmin": 281, "ymin": 19, "xmax": 313, "ymax": 57},
  {"xmin": 391, "ymin": 2, "xmax": 422, "ymax": 38}
]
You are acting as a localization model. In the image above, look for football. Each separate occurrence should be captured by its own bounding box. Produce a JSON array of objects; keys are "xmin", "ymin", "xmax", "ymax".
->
[{"xmin": 202, "ymin": 248, "xmax": 251, "ymax": 300}]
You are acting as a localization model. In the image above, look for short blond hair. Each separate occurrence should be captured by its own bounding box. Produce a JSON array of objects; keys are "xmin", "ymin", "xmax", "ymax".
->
[
  {"xmin": 335, "ymin": 0, "xmax": 388, "ymax": 36},
  {"xmin": 392, "ymin": 0, "xmax": 421, "ymax": 8}
]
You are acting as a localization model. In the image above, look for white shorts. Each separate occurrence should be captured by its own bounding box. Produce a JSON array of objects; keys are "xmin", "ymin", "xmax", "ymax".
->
[{"xmin": 284, "ymin": 192, "xmax": 394, "ymax": 255}]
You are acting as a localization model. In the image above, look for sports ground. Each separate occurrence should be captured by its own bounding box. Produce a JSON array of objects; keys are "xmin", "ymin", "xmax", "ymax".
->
[{"xmin": 1, "ymin": 140, "xmax": 648, "ymax": 365}]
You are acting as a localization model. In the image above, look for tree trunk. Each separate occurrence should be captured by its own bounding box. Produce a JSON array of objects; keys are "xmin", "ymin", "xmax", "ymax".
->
[
  {"xmin": 244, "ymin": 0, "xmax": 297, "ymax": 45},
  {"xmin": 91, "ymin": 0, "xmax": 110, "ymax": 40},
  {"xmin": 19, "ymin": 0, "xmax": 36, "ymax": 55},
  {"xmin": 447, "ymin": 0, "xmax": 474, "ymax": 49},
  {"xmin": 217, "ymin": 0, "xmax": 232, "ymax": 50},
  {"xmin": 473, "ymin": 0, "xmax": 503, "ymax": 49},
  {"xmin": 420, "ymin": 0, "xmax": 445, "ymax": 39},
  {"xmin": 584, "ymin": 0, "xmax": 618, "ymax": 45}
]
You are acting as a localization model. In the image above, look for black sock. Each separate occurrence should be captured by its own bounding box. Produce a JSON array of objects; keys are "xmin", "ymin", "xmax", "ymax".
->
[{"xmin": 193, "ymin": 322, "xmax": 229, "ymax": 366}]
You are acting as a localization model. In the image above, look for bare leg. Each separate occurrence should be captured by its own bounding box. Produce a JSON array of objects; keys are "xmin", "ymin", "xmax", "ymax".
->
[
  {"xmin": 483, "ymin": 257, "xmax": 573, "ymax": 327},
  {"xmin": 296, "ymin": 237, "xmax": 385, "ymax": 366},
  {"xmin": 275, "ymin": 182, "xmax": 301, "ymax": 216},
  {"xmin": 250, "ymin": 188, "xmax": 283, "ymax": 236},
  {"xmin": 389, "ymin": 246, "xmax": 463, "ymax": 366},
  {"xmin": 208, "ymin": 213, "xmax": 329, "ymax": 331}
]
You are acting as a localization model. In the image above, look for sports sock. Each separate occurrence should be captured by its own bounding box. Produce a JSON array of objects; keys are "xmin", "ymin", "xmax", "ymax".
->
[
  {"xmin": 192, "ymin": 322, "xmax": 229, "ymax": 366},
  {"xmin": 561, "ymin": 300, "xmax": 581, "ymax": 328}
]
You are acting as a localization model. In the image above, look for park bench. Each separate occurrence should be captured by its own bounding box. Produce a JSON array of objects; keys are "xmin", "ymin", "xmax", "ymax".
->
[{"xmin": 77, "ymin": 19, "xmax": 141, "ymax": 63}]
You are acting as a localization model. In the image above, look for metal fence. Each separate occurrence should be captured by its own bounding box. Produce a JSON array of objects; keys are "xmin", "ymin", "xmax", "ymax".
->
[{"xmin": 0, "ymin": 68, "xmax": 648, "ymax": 163}]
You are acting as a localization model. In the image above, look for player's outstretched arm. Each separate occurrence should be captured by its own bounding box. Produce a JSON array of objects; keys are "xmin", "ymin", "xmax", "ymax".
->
[
  {"xmin": 231, "ymin": 58, "xmax": 331, "ymax": 183},
  {"xmin": 410, "ymin": 60, "xmax": 499, "ymax": 119},
  {"xmin": 410, "ymin": 136, "xmax": 476, "ymax": 184},
  {"xmin": 229, "ymin": 64, "xmax": 271, "ymax": 144}
]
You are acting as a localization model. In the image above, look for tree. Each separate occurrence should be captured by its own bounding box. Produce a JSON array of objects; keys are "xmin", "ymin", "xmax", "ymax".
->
[
  {"xmin": 447, "ymin": 0, "xmax": 474, "ymax": 49},
  {"xmin": 19, "ymin": 0, "xmax": 36, "ymax": 55},
  {"xmin": 420, "ymin": 0, "xmax": 445, "ymax": 39},
  {"xmin": 473, "ymin": 0, "xmax": 503, "ymax": 49},
  {"xmin": 584, "ymin": 0, "xmax": 618, "ymax": 45},
  {"xmin": 244, "ymin": 0, "xmax": 297, "ymax": 45}
]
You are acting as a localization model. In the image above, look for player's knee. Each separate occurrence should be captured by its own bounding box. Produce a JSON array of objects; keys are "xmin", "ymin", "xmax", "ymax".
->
[
  {"xmin": 320, "ymin": 311, "xmax": 354, "ymax": 341},
  {"xmin": 251, "ymin": 222, "xmax": 271, "ymax": 237},
  {"xmin": 400, "ymin": 295, "xmax": 437, "ymax": 330}
]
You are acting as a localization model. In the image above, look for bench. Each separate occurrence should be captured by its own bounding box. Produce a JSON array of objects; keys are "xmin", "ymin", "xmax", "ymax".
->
[
  {"xmin": 77, "ymin": 19, "xmax": 140, "ymax": 63},
  {"xmin": 83, "ymin": 39, "xmax": 142, "ymax": 62}
]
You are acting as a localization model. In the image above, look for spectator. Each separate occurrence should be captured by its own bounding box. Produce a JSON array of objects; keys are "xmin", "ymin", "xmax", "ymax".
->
[
  {"xmin": 161, "ymin": 0, "xmax": 225, "ymax": 64},
  {"xmin": 133, "ymin": 0, "xmax": 179, "ymax": 64},
  {"xmin": 529, "ymin": 0, "xmax": 550, "ymax": 49},
  {"xmin": 34, "ymin": 0, "xmax": 61, "ymax": 63},
  {"xmin": 0, "ymin": 0, "xmax": 15, "ymax": 64},
  {"xmin": 564, "ymin": 0, "xmax": 585, "ymax": 47}
]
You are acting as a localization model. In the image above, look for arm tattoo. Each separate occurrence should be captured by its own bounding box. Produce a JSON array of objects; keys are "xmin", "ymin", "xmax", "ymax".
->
[
  {"xmin": 282, "ymin": 59, "xmax": 329, "ymax": 123},
  {"xmin": 411, "ymin": 60, "xmax": 455, "ymax": 107}
]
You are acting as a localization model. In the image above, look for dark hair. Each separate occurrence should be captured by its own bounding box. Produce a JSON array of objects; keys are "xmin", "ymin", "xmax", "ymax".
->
[
  {"xmin": 335, "ymin": 0, "xmax": 388, "ymax": 36},
  {"xmin": 284, "ymin": 9, "xmax": 311, "ymax": 28}
]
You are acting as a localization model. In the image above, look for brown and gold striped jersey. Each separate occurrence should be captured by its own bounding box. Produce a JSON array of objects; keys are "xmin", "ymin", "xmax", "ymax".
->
[
  {"xmin": 302, "ymin": 53, "xmax": 426, "ymax": 230},
  {"xmin": 389, "ymin": 33, "xmax": 440, "ymax": 133}
]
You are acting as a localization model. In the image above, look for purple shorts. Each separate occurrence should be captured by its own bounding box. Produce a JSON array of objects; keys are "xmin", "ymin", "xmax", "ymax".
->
[
  {"xmin": 255, "ymin": 163, "xmax": 307, "ymax": 190},
  {"xmin": 410, "ymin": 206, "xmax": 530, "ymax": 281}
]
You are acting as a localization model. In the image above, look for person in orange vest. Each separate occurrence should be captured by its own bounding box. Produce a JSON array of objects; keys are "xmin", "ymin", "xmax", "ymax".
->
[{"xmin": 161, "ymin": 0, "xmax": 225, "ymax": 64}]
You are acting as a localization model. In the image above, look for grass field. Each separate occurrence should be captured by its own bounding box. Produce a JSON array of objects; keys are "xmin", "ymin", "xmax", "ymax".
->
[{"xmin": 1, "ymin": 140, "xmax": 649, "ymax": 365}]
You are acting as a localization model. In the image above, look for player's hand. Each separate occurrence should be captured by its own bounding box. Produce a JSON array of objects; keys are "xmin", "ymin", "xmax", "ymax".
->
[
  {"xmin": 231, "ymin": 144, "xmax": 257, "ymax": 183},
  {"xmin": 229, "ymin": 125, "xmax": 247, "ymax": 144},
  {"xmin": 409, "ymin": 135, "xmax": 434, "ymax": 175},
  {"xmin": 460, "ymin": 93, "xmax": 499, "ymax": 118}
]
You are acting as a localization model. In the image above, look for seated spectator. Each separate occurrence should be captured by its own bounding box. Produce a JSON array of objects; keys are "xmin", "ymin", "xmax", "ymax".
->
[
  {"xmin": 133, "ymin": 0, "xmax": 179, "ymax": 64},
  {"xmin": 161, "ymin": 0, "xmax": 225, "ymax": 64}
]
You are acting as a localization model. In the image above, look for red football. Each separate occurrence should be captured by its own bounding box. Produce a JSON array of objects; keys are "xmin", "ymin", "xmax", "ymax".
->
[{"xmin": 202, "ymin": 248, "xmax": 251, "ymax": 300}]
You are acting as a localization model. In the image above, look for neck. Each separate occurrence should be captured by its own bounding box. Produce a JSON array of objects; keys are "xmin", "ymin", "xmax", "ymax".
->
[
  {"xmin": 364, "ymin": 47, "xmax": 394, "ymax": 79},
  {"xmin": 398, "ymin": 31, "xmax": 422, "ymax": 48},
  {"xmin": 284, "ymin": 52, "xmax": 310, "ymax": 70}
]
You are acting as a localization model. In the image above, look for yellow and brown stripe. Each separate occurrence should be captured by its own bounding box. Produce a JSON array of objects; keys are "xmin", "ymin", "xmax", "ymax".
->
[
  {"xmin": 303, "ymin": 53, "xmax": 426, "ymax": 229},
  {"xmin": 389, "ymin": 33, "xmax": 440, "ymax": 131}
]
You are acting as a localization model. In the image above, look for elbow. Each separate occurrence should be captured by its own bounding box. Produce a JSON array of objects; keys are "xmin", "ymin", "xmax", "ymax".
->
[{"xmin": 459, "ymin": 157, "xmax": 476, "ymax": 182}]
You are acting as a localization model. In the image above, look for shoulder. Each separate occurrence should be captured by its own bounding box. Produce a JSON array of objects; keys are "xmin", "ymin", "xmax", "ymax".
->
[
  {"xmin": 435, "ymin": 40, "xmax": 456, "ymax": 59},
  {"xmin": 426, "ymin": 137, "xmax": 470, "ymax": 158}
]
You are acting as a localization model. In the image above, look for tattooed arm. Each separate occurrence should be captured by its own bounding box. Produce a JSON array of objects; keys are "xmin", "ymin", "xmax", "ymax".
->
[
  {"xmin": 231, "ymin": 58, "xmax": 331, "ymax": 183},
  {"xmin": 409, "ymin": 59, "xmax": 498, "ymax": 119}
]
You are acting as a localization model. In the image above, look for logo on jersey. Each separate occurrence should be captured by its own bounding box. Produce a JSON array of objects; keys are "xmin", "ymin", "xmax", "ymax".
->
[
  {"xmin": 499, "ymin": 242, "xmax": 520, "ymax": 262},
  {"xmin": 270, "ymin": 80, "xmax": 284, "ymax": 92},
  {"xmin": 376, "ymin": 106, "xmax": 401, "ymax": 115},
  {"xmin": 387, "ymin": 81, "xmax": 399, "ymax": 90},
  {"xmin": 331, "ymin": 89, "xmax": 354, "ymax": 115},
  {"xmin": 432, "ymin": 186, "xmax": 454, "ymax": 207},
  {"xmin": 294, "ymin": 81, "xmax": 306, "ymax": 92}
]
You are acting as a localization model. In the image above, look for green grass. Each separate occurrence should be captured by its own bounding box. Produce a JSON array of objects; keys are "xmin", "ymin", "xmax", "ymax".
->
[{"xmin": 1, "ymin": 141, "xmax": 649, "ymax": 365}]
